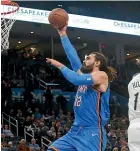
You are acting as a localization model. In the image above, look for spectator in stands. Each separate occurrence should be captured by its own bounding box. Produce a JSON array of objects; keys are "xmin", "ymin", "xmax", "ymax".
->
[
  {"xmin": 8, "ymin": 141, "xmax": 16, "ymax": 151},
  {"xmin": 3, "ymin": 125, "xmax": 13, "ymax": 137},
  {"xmin": 34, "ymin": 108, "xmax": 41, "ymax": 119},
  {"xmin": 120, "ymin": 118, "xmax": 128, "ymax": 130},
  {"xmin": 58, "ymin": 110, "xmax": 64, "ymax": 118},
  {"xmin": 29, "ymin": 148, "xmax": 33, "ymax": 151},
  {"xmin": 1, "ymin": 141, "xmax": 9, "ymax": 151},
  {"xmin": 26, "ymin": 108, "xmax": 33, "ymax": 117},
  {"xmin": 17, "ymin": 110, "xmax": 25, "ymax": 136},
  {"xmin": 60, "ymin": 116, "xmax": 66, "ymax": 127},
  {"xmin": 37, "ymin": 122, "xmax": 48, "ymax": 136},
  {"xmin": 44, "ymin": 86, "xmax": 53, "ymax": 114},
  {"xmin": 47, "ymin": 127, "xmax": 56, "ymax": 140},
  {"xmin": 4, "ymin": 78, "xmax": 12, "ymax": 100},
  {"xmin": 9, "ymin": 109, "xmax": 15, "ymax": 117},
  {"xmin": 67, "ymin": 112, "xmax": 72, "ymax": 118},
  {"xmin": 1, "ymin": 78, "xmax": 12, "ymax": 112},
  {"xmin": 109, "ymin": 95, "xmax": 117, "ymax": 118},
  {"xmin": 56, "ymin": 94, "xmax": 67, "ymax": 114},
  {"xmin": 56, "ymin": 131, "xmax": 62, "ymax": 139},
  {"xmin": 64, "ymin": 126, "xmax": 70, "ymax": 133},
  {"xmin": 105, "ymin": 141, "xmax": 112, "ymax": 151},
  {"xmin": 51, "ymin": 111, "xmax": 56, "ymax": 119},
  {"xmin": 17, "ymin": 110, "xmax": 24, "ymax": 118},
  {"xmin": 121, "ymin": 146, "xmax": 129, "ymax": 151},
  {"xmin": 29, "ymin": 138, "xmax": 40, "ymax": 151},
  {"xmin": 31, "ymin": 114, "xmax": 35, "ymax": 122},
  {"xmin": 40, "ymin": 147, "xmax": 45, "ymax": 151},
  {"xmin": 23, "ymin": 88, "xmax": 33, "ymax": 108},
  {"xmin": 35, "ymin": 122, "xmax": 48, "ymax": 145},
  {"xmin": 24, "ymin": 116, "xmax": 32, "ymax": 127},
  {"xmin": 113, "ymin": 147, "xmax": 119, "ymax": 151},
  {"xmin": 17, "ymin": 139, "xmax": 29, "ymax": 151},
  {"xmin": 1, "ymin": 133, "xmax": 6, "ymax": 142},
  {"xmin": 113, "ymin": 140, "xmax": 120, "ymax": 149}
]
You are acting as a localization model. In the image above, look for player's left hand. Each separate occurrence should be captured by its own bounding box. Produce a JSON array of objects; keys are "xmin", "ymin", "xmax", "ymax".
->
[
  {"xmin": 46, "ymin": 58, "xmax": 64, "ymax": 69},
  {"xmin": 57, "ymin": 21, "xmax": 68, "ymax": 36}
]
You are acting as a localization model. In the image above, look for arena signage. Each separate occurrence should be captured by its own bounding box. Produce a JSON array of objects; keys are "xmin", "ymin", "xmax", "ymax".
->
[
  {"xmin": 11, "ymin": 88, "xmax": 76, "ymax": 103},
  {"xmin": 1, "ymin": 5, "xmax": 140, "ymax": 36}
]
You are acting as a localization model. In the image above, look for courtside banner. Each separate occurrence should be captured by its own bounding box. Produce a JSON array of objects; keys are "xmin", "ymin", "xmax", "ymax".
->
[{"xmin": 1, "ymin": 5, "xmax": 140, "ymax": 36}]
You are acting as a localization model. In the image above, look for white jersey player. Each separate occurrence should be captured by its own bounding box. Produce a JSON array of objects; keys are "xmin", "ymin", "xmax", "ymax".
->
[{"xmin": 128, "ymin": 73, "xmax": 140, "ymax": 151}]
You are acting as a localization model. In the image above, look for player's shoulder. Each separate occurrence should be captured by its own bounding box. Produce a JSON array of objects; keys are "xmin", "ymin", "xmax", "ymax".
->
[
  {"xmin": 91, "ymin": 71, "xmax": 108, "ymax": 79},
  {"xmin": 129, "ymin": 73, "xmax": 140, "ymax": 83},
  {"xmin": 133, "ymin": 73, "xmax": 140, "ymax": 78},
  {"xmin": 128, "ymin": 73, "xmax": 140, "ymax": 89}
]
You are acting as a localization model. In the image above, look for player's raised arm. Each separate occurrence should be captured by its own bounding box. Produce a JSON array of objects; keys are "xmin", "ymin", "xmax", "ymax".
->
[{"xmin": 57, "ymin": 26, "xmax": 82, "ymax": 72}]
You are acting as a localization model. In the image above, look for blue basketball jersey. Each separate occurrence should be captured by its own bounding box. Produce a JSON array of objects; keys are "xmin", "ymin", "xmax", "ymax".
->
[
  {"xmin": 73, "ymin": 85, "xmax": 110, "ymax": 127},
  {"xmin": 48, "ymin": 85, "xmax": 110, "ymax": 151}
]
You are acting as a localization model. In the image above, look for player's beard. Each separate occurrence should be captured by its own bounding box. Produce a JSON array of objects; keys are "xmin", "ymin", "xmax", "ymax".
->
[{"xmin": 80, "ymin": 64, "xmax": 94, "ymax": 74}]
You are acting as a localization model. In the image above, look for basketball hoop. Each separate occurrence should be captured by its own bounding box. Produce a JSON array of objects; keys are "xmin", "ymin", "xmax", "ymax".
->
[{"xmin": 1, "ymin": 0, "xmax": 19, "ymax": 51}]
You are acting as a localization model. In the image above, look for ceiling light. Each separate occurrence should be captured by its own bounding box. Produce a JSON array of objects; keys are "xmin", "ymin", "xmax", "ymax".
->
[
  {"xmin": 127, "ymin": 53, "xmax": 130, "ymax": 56},
  {"xmin": 31, "ymin": 32, "xmax": 34, "ymax": 34},
  {"xmin": 58, "ymin": 5, "xmax": 62, "ymax": 7},
  {"xmin": 18, "ymin": 41, "xmax": 21, "ymax": 44},
  {"xmin": 83, "ymin": 43, "xmax": 87, "ymax": 46},
  {"xmin": 77, "ymin": 36, "xmax": 80, "ymax": 39},
  {"xmin": 136, "ymin": 59, "xmax": 139, "ymax": 61}
]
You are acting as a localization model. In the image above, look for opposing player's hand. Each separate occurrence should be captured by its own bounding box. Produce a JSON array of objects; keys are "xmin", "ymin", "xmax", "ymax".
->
[
  {"xmin": 46, "ymin": 58, "xmax": 64, "ymax": 69},
  {"xmin": 57, "ymin": 21, "xmax": 68, "ymax": 36}
]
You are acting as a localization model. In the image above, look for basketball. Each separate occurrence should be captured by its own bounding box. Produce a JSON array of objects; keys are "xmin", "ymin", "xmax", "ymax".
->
[{"xmin": 48, "ymin": 8, "xmax": 69, "ymax": 29}]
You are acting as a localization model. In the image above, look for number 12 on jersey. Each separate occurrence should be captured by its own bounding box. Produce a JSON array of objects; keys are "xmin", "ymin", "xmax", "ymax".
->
[
  {"xmin": 74, "ymin": 96, "xmax": 82, "ymax": 107},
  {"xmin": 134, "ymin": 92, "xmax": 139, "ymax": 110}
]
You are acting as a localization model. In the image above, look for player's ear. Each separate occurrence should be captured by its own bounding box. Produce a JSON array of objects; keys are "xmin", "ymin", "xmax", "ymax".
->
[{"xmin": 95, "ymin": 61, "xmax": 100, "ymax": 67}]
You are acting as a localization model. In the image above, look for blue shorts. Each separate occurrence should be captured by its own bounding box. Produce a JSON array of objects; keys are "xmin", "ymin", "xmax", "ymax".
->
[{"xmin": 48, "ymin": 126, "xmax": 107, "ymax": 151}]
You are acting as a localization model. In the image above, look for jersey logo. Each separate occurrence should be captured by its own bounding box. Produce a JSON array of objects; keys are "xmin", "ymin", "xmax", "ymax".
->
[
  {"xmin": 78, "ymin": 85, "xmax": 87, "ymax": 93},
  {"xmin": 74, "ymin": 96, "xmax": 82, "ymax": 107},
  {"xmin": 92, "ymin": 133, "xmax": 98, "ymax": 137},
  {"xmin": 87, "ymin": 78, "xmax": 91, "ymax": 81}
]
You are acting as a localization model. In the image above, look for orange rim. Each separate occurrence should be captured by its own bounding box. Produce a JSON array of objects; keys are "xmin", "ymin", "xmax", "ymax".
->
[{"xmin": 1, "ymin": 0, "xmax": 19, "ymax": 15}]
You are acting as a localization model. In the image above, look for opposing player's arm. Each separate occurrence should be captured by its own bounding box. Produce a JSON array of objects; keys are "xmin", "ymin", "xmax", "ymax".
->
[{"xmin": 60, "ymin": 35, "xmax": 82, "ymax": 72}]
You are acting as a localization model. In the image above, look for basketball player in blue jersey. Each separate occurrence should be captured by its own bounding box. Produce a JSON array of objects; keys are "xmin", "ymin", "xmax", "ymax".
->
[{"xmin": 46, "ymin": 25, "xmax": 117, "ymax": 151}]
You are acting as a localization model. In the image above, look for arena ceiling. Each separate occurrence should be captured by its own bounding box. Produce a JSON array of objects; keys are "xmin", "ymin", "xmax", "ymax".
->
[
  {"xmin": 6, "ymin": 1, "xmax": 140, "ymax": 63},
  {"xmin": 17, "ymin": 1, "xmax": 140, "ymax": 23},
  {"xmin": 9, "ymin": 21, "xmax": 140, "ymax": 59}
]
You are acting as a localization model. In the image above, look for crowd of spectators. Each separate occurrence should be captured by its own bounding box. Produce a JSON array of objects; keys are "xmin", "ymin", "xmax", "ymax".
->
[
  {"xmin": 105, "ymin": 115, "xmax": 129, "ymax": 151},
  {"xmin": 2, "ymin": 94, "xmax": 129, "ymax": 151},
  {"xmin": 2, "ymin": 106, "xmax": 74, "ymax": 151},
  {"xmin": 2, "ymin": 108, "xmax": 129, "ymax": 151},
  {"xmin": 1, "ymin": 48, "xmax": 131, "ymax": 151}
]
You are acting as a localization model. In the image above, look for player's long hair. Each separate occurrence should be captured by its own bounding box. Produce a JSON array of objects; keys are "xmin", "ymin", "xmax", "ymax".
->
[{"xmin": 91, "ymin": 52, "xmax": 117, "ymax": 82}]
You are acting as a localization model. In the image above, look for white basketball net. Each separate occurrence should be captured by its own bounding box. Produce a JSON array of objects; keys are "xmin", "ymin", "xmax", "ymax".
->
[{"xmin": 1, "ymin": 3, "xmax": 18, "ymax": 51}]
